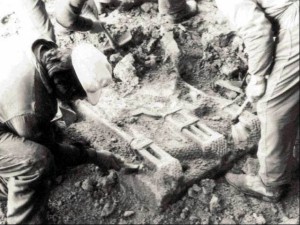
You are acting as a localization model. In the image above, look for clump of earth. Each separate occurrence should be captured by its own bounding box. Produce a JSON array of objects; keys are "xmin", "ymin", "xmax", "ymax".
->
[{"xmin": 0, "ymin": 0, "xmax": 299, "ymax": 224}]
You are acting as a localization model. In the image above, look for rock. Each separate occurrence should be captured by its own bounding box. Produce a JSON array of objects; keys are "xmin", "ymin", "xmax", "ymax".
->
[
  {"xmin": 95, "ymin": 166, "xmax": 100, "ymax": 172},
  {"xmin": 242, "ymin": 214, "xmax": 257, "ymax": 224},
  {"xmin": 220, "ymin": 64, "xmax": 240, "ymax": 78},
  {"xmin": 146, "ymin": 39, "xmax": 158, "ymax": 53},
  {"xmin": 211, "ymin": 116, "xmax": 222, "ymax": 121},
  {"xmin": 180, "ymin": 213, "xmax": 186, "ymax": 219},
  {"xmin": 128, "ymin": 117, "xmax": 138, "ymax": 124},
  {"xmin": 189, "ymin": 215, "xmax": 198, "ymax": 222},
  {"xmin": 116, "ymin": 121, "xmax": 124, "ymax": 127},
  {"xmin": 74, "ymin": 181, "xmax": 81, "ymax": 188},
  {"xmin": 192, "ymin": 184, "xmax": 201, "ymax": 192},
  {"xmin": 209, "ymin": 194, "xmax": 220, "ymax": 213},
  {"xmin": 55, "ymin": 175, "xmax": 63, "ymax": 184},
  {"xmin": 94, "ymin": 202, "xmax": 100, "ymax": 208},
  {"xmin": 141, "ymin": 2, "xmax": 152, "ymax": 13},
  {"xmin": 101, "ymin": 170, "xmax": 118, "ymax": 190},
  {"xmin": 57, "ymin": 200, "xmax": 62, "ymax": 206},
  {"xmin": 81, "ymin": 178, "xmax": 94, "ymax": 191},
  {"xmin": 151, "ymin": 28, "xmax": 160, "ymax": 39},
  {"xmin": 202, "ymin": 216, "xmax": 210, "ymax": 225},
  {"xmin": 114, "ymin": 53, "xmax": 139, "ymax": 87},
  {"xmin": 145, "ymin": 54, "xmax": 157, "ymax": 67},
  {"xmin": 1, "ymin": 14, "xmax": 10, "ymax": 24},
  {"xmin": 99, "ymin": 198, "xmax": 105, "ymax": 205},
  {"xmin": 111, "ymin": 137, "xmax": 118, "ymax": 143},
  {"xmin": 188, "ymin": 187, "xmax": 198, "ymax": 199},
  {"xmin": 199, "ymin": 179, "xmax": 216, "ymax": 203},
  {"xmin": 182, "ymin": 207, "xmax": 189, "ymax": 213},
  {"xmin": 225, "ymin": 90, "xmax": 238, "ymax": 100},
  {"xmin": 279, "ymin": 217, "xmax": 300, "ymax": 224},
  {"xmin": 124, "ymin": 211, "xmax": 135, "ymax": 218},
  {"xmin": 218, "ymin": 32, "xmax": 235, "ymax": 47},
  {"xmin": 220, "ymin": 217, "xmax": 236, "ymax": 224},
  {"xmin": 109, "ymin": 53, "xmax": 122, "ymax": 64},
  {"xmin": 101, "ymin": 201, "xmax": 116, "ymax": 217},
  {"xmin": 201, "ymin": 179, "xmax": 216, "ymax": 195},
  {"xmin": 253, "ymin": 213, "xmax": 266, "ymax": 224}
]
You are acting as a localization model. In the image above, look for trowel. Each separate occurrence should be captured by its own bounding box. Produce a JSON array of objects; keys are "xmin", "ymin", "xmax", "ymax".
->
[{"xmin": 121, "ymin": 162, "xmax": 143, "ymax": 174}]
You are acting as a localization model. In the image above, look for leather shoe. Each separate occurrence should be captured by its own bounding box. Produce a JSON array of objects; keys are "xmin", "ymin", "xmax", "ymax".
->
[{"xmin": 225, "ymin": 173, "xmax": 283, "ymax": 203}]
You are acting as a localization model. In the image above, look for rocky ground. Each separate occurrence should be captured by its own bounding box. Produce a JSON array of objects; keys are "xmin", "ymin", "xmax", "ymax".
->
[{"xmin": 0, "ymin": 0, "xmax": 299, "ymax": 224}]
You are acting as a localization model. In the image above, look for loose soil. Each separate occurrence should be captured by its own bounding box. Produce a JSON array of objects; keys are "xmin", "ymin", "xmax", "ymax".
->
[{"xmin": 0, "ymin": 0, "xmax": 299, "ymax": 224}]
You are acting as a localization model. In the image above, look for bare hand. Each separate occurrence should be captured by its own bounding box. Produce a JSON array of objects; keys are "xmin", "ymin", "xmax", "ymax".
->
[
  {"xmin": 246, "ymin": 76, "xmax": 267, "ymax": 102},
  {"xmin": 95, "ymin": 150, "xmax": 125, "ymax": 171}
]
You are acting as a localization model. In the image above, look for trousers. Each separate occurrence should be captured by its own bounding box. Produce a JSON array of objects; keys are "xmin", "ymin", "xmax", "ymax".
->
[
  {"xmin": 257, "ymin": 25, "xmax": 299, "ymax": 187},
  {"xmin": 0, "ymin": 121, "xmax": 88, "ymax": 224}
]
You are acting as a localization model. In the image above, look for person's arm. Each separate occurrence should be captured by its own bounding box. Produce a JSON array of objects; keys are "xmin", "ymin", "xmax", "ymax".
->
[
  {"xmin": 16, "ymin": 0, "xmax": 56, "ymax": 42},
  {"xmin": 216, "ymin": 0, "xmax": 275, "ymax": 101},
  {"xmin": 216, "ymin": 0, "xmax": 274, "ymax": 78},
  {"xmin": 5, "ymin": 114, "xmax": 126, "ymax": 170},
  {"xmin": 5, "ymin": 114, "xmax": 57, "ymax": 147},
  {"xmin": 55, "ymin": 0, "xmax": 102, "ymax": 32}
]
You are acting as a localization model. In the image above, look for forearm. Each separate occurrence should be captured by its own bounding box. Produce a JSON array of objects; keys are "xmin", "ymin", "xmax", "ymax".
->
[
  {"xmin": 5, "ymin": 115, "xmax": 57, "ymax": 147},
  {"xmin": 55, "ymin": 0, "xmax": 94, "ymax": 32},
  {"xmin": 216, "ymin": 0, "xmax": 275, "ymax": 78},
  {"xmin": 5, "ymin": 115, "xmax": 90, "ymax": 167},
  {"xmin": 66, "ymin": 17, "xmax": 94, "ymax": 31}
]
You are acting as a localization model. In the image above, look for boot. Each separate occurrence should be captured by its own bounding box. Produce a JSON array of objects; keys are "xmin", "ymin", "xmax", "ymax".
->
[
  {"xmin": 118, "ymin": 0, "xmax": 145, "ymax": 11},
  {"xmin": 161, "ymin": 0, "xmax": 198, "ymax": 24},
  {"xmin": 225, "ymin": 173, "xmax": 283, "ymax": 203}
]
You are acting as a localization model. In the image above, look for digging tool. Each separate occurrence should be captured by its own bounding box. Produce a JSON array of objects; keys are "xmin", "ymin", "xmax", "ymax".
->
[
  {"xmin": 231, "ymin": 98, "xmax": 251, "ymax": 123},
  {"xmin": 100, "ymin": 23, "xmax": 132, "ymax": 52},
  {"xmin": 220, "ymin": 93, "xmax": 245, "ymax": 110},
  {"xmin": 121, "ymin": 162, "xmax": 143, "ymax": 174},
  {"xmin": 215, "ymin": 79, "xmax": 244, "ymax": 94},
  {"xmin": 231, "ymin": 98, "xmax": 251, "ymax": 146}
]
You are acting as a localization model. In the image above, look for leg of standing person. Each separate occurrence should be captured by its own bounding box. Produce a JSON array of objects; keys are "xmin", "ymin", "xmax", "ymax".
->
[{"xmin": 256, "ymin": 25, "xmax": 299, "ymax": 188}]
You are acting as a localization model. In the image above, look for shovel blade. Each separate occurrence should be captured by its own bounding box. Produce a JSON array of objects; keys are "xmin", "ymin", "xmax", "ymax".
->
[{"xmin": 116, "ymin": 30, "xmax": 132, "ymax": 47}]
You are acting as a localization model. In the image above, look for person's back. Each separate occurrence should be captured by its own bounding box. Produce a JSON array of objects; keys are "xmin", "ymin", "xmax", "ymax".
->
[{"xmin": 0, "ymin": 38, "xmax": 57, "ymax": 126}]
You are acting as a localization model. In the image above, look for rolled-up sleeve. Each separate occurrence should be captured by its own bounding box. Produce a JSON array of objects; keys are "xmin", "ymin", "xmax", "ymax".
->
[
  {"xmin": 216, "ymin": 0, "xmax": 275, "ymax": 77},
  {"xmin": 55, "ymin": 0, "xmax": 94, "ymax": 32},
  {"xmin": 5, "ymin": 114, "xmax": 56, "ymax": 147}
]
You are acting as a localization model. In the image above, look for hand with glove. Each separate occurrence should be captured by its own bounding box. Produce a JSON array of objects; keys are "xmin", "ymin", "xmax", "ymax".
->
[{"xmin": 246, "ymin": 75, "xmax": 267, "ymax": 102}]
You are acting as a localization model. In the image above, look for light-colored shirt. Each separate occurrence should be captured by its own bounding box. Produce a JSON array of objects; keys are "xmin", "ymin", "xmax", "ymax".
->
[{"xmin": 216, "ymin": 0, "xmax": 299, "ymax": 77}]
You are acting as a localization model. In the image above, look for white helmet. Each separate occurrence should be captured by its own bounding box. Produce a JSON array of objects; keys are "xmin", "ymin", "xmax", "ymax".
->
[{"xmin": 71, "ymin": 43, "xmax": 112, "ymax": 105}]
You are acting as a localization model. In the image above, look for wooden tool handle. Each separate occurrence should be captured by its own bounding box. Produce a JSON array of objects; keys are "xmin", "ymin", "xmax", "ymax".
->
[{"xmin": 231, "ymin": 98, "xmax": 250, "ymax": 122}]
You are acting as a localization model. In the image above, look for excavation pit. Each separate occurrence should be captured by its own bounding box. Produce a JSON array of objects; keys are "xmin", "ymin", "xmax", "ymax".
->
[{"xmin": 72, "ymin": 85, "xmax": 260, "ymax": 209}]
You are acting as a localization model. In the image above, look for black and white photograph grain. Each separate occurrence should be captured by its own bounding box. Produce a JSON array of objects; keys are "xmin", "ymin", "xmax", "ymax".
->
[{"xmin": 0, "ymin": 0, "xmax": 299, "ymax": 224}]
